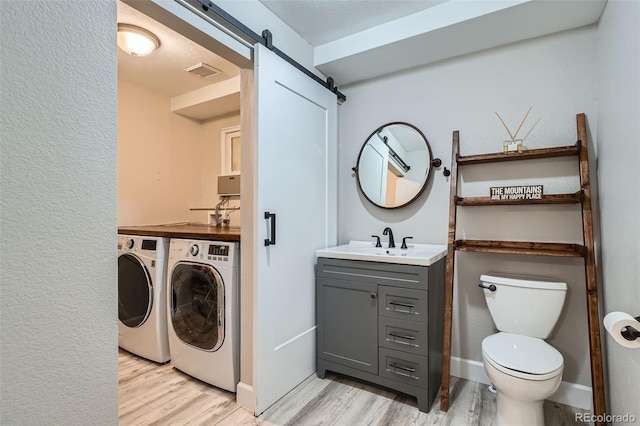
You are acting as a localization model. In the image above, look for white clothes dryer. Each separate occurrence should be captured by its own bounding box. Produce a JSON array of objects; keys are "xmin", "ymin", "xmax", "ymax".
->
[
  {"xmin": 118, "ymin": 235, "xmax": 170, "ymax": 363},
  {"xmin": 167, "ymin": 239, "xmax": 239, "ymax": 392}
]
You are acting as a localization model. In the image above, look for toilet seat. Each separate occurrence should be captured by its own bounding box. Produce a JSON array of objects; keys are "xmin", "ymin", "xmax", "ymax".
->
[{"xmin": 482, "ymin": 332, "xmax": 563, "ymax": 381}]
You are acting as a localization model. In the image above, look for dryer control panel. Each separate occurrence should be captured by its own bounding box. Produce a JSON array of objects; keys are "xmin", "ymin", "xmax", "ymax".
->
[
  {"xmin": 169, "ymin": 239, "xmax": 237, "ymax": 266},
  {"xmin": 117, "ymin": 234, "xmax": 168, "ymax": 259},
  {"xmin": 208, "ymin": 245, "xmax": 229, "ymax": 257}
]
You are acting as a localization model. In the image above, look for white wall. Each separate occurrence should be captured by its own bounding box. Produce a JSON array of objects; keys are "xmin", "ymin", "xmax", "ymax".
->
[
  {"xmin": 0, "ymin": 1, "xmax": 118, "ymax": 424},
  {"xmin": 596, "ymin": 0, "xmax": 640, "ymax": 422},
  {"xmin": 339, "ymin": 26, "xmax": 597, "ymax": 391},
  {"xmin": 196, "ymin": 115, "xmax": 242, "ymax": 226},
  {"xmin": 118, "ymin": 80, "xmax": 241, "ymax": 226},
  {"xmin": 118, "ymin": 80, "xmax": 203, "ymax": 225}
]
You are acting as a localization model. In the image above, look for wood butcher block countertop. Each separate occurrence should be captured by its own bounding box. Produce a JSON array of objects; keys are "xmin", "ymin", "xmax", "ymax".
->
[{"xmin": 118, "ymin": 223, "xmax": 241, "ymax": 242}]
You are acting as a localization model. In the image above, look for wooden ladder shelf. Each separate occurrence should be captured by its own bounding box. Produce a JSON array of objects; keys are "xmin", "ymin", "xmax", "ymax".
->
[{"xmin": 439, "ymin": 113, "xmax": 606, "ymax": 424}]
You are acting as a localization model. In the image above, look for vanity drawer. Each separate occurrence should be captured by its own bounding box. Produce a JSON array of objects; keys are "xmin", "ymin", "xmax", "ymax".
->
[
  {"xmin": 379, "ymin": 347, "xmax": 428, "ymax": 389},
  {"xmin": 316, "ymin": 258, "xmax": 429, "ymax": 291},
  {"xmin": 379, "ymin": 317, "xmax": 428, "ymax": 356},
  {"xmin": 378, "ymin": 286, "xmax": 428, "ymax": 323}
]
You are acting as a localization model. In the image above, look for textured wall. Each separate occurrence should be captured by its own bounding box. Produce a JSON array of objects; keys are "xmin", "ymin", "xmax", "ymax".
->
[
  {"xmin": 596, "ymin": 0, "xmax": 640, "ymax": 422},
  {"xmin": 0, "ymin": 1, "xmax": 118, "ymax": 425},
  {"xmin": 338, "ymin": 26, "xmax": 597, "ymax": 387}
]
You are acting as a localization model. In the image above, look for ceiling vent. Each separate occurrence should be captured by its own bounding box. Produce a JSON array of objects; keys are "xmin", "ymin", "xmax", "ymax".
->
[{"xmin": 184, "ymin": 63, "xmax": 221, "ymax": 78}]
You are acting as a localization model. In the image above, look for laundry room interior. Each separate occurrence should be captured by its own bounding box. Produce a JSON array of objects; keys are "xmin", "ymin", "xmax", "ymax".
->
[
  {"xmin": 2, "ymin": 1, "xmax": 638, "ymax": 426},
  {"xmin": 117, "ymin": 1, "xmax": 243, "ymax": 228}
]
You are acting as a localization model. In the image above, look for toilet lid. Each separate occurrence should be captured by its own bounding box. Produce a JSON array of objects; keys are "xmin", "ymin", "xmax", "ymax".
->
[{"xmin": 482, "ymin": 332, "xmax": 563, "ymax": 375}]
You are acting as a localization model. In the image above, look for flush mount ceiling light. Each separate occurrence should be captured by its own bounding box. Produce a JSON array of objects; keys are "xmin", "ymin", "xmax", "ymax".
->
[{"xmin": 117, "ymin": 23, "xmax": 160, "ymax": 57}]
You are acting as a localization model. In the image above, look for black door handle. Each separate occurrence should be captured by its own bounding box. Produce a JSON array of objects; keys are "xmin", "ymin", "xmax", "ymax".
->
[{"xmin": 264, "ymin": 211, "xmax": 276, "ymax": 246}]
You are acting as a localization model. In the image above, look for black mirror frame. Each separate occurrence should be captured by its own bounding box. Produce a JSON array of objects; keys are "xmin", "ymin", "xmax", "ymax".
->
[{"xmin": 353, "ymin": 121, "xmax": 434, "ymax": 210}]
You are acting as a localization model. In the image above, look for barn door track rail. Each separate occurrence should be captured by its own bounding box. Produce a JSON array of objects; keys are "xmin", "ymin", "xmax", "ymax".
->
[{"xmin": 195, "ymin": 0, "xmax": 347, "ymax": 103}]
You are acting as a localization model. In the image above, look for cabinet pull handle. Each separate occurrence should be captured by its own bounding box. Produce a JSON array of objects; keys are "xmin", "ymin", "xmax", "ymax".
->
[
  {"xmin": 388, "ymin": 332, "xmax": 415, "ymax": 341},
  {"xmin": 370, "ymin": 293, "xmax": 377, "ymax": 299},
  {"xmin": 389, "ymin": 301, "xmax": 415, "ymax": 309},
  {"xmin": 389, "ymin": 363, "xmax": 416, "ymax": 373},
  {"xmin": 264, "ymin": 211, "xmax": 276, "ymax": 246}
]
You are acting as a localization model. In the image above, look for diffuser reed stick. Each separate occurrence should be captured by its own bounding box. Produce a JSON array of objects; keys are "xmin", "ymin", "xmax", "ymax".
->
[
  {"xmin": 495, "ymin": 112, "xmax": 515, "ymax": 141},
  {"xmin": 512, "ymin": 106, "xmax": 532, "ymax": 141}
]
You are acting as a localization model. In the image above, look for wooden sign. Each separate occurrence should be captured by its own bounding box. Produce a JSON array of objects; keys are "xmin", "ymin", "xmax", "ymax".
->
[{"xmin": 490, "ymin": 185, "xmax": 543, "ymax": 201}]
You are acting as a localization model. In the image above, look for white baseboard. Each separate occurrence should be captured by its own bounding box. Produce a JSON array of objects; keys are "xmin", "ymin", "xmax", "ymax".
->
[
  {"xmin": 449, "ymin": 356, "xmax": 593, "ymax": 410},
  {"xmin": 236, "ymin": 382, "xmax": 256, "ymax": 413},
  {"xmin": 552, "ymin": 382, "xmax": 593, "ymax": 411},
  {"xmin": 450, "ymin": 356, "xmax": 491, "ymax": 385}
]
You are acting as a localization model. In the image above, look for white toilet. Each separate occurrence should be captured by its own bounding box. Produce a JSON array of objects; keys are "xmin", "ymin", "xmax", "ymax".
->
[{"xmin": 480, "ymin": 273, "xmax": 567, "ymax": 426}]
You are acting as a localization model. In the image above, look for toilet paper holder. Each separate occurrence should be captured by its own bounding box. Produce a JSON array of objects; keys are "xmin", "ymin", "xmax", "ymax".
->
[{"xmin": 621, "ymin": 315, "xmax": 640, "ymax": 341}]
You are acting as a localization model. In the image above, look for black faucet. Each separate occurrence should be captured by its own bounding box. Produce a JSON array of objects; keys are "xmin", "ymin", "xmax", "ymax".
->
[{"xmin": 382, "ymin": 227, "xmax": 395, "ymax": 248}]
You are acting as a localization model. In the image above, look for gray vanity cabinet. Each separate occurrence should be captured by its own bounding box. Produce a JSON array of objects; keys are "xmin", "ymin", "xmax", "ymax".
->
[{"xmin": 316, "ymin": 257, "xmax": 445, "ymax": 413}]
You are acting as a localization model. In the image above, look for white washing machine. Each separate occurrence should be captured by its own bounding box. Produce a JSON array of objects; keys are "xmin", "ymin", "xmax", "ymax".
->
[
  {"xmin": 167, "ymin": 238, "xmax": 239, "ymax": 392},
  {"xmin": 117, "ymin": 235, "xmax": 170, "ymax": 363}
]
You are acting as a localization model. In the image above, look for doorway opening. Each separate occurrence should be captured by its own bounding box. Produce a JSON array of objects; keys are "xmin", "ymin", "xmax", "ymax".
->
[{"xmin": 117, "ymin": 0, "xmax": 244, "ymax": 228}]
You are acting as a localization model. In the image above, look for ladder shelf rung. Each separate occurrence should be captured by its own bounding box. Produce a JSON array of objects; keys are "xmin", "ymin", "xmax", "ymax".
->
[
  {"xmin": 455, "ymin": 239, "xmax": 586, "ymax": 257},
  {"xmin": 457, "ymin": 143, "xmax": 580, "ymax": 165},
  {"xmin": 456, "ymin": 191, "xmax": 583, "ymax": 206}
]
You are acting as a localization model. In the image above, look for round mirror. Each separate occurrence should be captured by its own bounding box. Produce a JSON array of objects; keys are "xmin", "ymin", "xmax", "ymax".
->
[{"xmin": 354, "ymin": 122, "xmax": 434, "ymax": 209}]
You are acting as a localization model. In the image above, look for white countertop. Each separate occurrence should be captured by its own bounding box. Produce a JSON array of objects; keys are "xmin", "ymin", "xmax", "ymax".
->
[{"xmin": 316, "ymin": 240, "xmax": 447, "ymax": 266}]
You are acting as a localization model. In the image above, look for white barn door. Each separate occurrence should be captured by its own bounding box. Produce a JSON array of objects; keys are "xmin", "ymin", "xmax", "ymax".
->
[{"xmin": 253, "ymin": 44, "xmax": 337, "ymax": 414}]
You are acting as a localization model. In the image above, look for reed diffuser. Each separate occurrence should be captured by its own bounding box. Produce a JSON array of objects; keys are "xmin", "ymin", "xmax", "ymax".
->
[{"xmin": 496, "ymin": 107, "xmax": 532, "ymax": 153}]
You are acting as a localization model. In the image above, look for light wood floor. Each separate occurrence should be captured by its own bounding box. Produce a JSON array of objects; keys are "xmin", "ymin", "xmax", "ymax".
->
[{"xmin": 119, "ymin": 349, "xmax": 589, "ymax": 426}]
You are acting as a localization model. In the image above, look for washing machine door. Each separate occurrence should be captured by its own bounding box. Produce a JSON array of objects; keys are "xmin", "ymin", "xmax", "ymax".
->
[
  {"xmin": 171, "ymin": 262, "xmax": 225, "ymax": 351},
  {"xmin": 118, "ymin": 253, "xmax": 153, "ymax": 328}
]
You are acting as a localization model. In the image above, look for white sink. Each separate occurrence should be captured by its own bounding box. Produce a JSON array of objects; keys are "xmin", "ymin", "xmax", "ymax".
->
[{"xmin": 317, "ymin": 240, "xmax": 447, "ymax": 266}]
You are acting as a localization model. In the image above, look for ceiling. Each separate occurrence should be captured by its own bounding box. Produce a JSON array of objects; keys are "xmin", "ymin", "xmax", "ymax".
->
[
  {"xmin": 258, "ymin": 0, "xmax": 448, "ymax": 46},
  {"xmin": 262, "ymin": 0, "xmax": 607, "ymax": 85},
  {"xmin": 117, "ymin": 0, "xmax": 448, "ymax": 97},
  {"xmin": 117, "ymin": 1, "xmax": 240, "ymax": 99},
  {"xmin": 119, "ymin": 0, "xmax": 607, "ymax": 95}
]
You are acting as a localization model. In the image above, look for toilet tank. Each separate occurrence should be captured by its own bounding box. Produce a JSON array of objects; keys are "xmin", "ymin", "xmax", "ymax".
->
[{"xmin": 481, "ymin": 273, "xmax": 567, "ymax": 339}]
